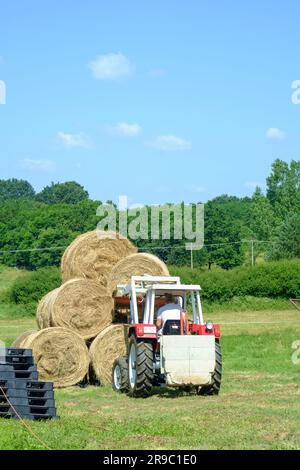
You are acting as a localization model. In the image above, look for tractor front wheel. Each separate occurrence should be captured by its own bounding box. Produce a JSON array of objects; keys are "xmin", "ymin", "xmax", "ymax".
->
[
  {"xmin": 198, "ymin": 341, "xmax": 222, "ymax": 396},
  {"xmin": 128, "ymin": 335, "xmax": 154, "ymax": 398}
]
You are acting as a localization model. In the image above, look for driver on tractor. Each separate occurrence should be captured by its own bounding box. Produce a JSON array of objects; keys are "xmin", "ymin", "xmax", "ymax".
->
[{"xmin": 156, "ymin": 293, "xmax": 181, "ymax": 336}]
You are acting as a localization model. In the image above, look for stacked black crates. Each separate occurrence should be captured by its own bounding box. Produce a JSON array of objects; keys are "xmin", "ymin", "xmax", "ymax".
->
[{"xmin": 0, "ymin": 348, "xmax": 57, "ymax": 420}]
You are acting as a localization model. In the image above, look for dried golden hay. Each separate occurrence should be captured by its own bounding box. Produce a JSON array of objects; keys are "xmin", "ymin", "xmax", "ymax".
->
[
  {"xmin": 20, "ymin": 327, "xmax": 90, "ymax": 388},
  {"xmin": 61, "ymin": 230, "xmax": 137, "ymax": 287},
  {"xmin": 11, "ymin": 330, "xmax": 37, "ymax": 348},
  {"xmin": 36, "ymin": 289, "xmax": 59, "ymax": 329},
  {"xmin": 89, "ymin": 324, "xmax": 128, "ymax": 385},
  {"xmin": 108, "ymin": 252, "xmax": 170, "ymax": 293},
  {"xmin": 49, "ymin": 278, "xmax": 114, "ymax": 340}
]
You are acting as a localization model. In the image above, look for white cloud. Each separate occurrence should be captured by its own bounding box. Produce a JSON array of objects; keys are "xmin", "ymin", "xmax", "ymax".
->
[
  {"xmin": 152, "ymin": 135, "xmax": 192, "ymax": 152},
  {"xmin": 89, "ymin": 52, "xmax": 134, "ymax": 80},
  {"xmin": 114, "ymin": 122, "xmax": 142, "ymax": 137},
  {"xmin": 57, "ymin": 131, "xmax": 91, "ymax": 149},
  {"xmin": 266, "ymin": 127, "xmax": 286, "ymax": 140},
  {"xmin": 21, "ymin": 159, "xmax": 55, "ymax": 172}
]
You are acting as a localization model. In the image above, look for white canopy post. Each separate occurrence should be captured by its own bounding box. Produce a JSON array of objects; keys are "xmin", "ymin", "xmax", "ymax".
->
[
  {"xmin": 191, "ymin": 292, "xmax": 197, "ymax": 324},
  {"xmin": 196, "ymin": 291, "xmax": 204, "ymax": 324}
]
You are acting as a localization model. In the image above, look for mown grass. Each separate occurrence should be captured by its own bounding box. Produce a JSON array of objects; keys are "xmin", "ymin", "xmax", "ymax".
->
[
  {"xmin": 203, "ymin": 296, "xmax": 290, "ymax": 312},
  {"xmin": 0, "ymin": 309, "xmax": 300, "ymax": 450}
]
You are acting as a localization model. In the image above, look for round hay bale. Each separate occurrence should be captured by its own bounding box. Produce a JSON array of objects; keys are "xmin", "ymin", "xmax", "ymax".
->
[
  {"xmin": 36, "ymin": 289, "xmax": 59, "ymax": 329},
  {"xmin": 11, "ymin": 330, "xmax": 37, "ymax": 348},
  {"xmin": 20, "ymin": 328, "xmax": 90, "ymax": 388},
  {"xmin": 108, "ymin": 253, "xmax": 169, "ymax": 293},
  {"xmin": 89, "ymin": 324, "xmax": 128, "ymax": 385},
  {"xmin": 50, "ymin": 279, "xmax": 114, "ymax": 340},
  {"xmin": 61, "ymin": 230, "xmax": 137, "ymax": 287}
]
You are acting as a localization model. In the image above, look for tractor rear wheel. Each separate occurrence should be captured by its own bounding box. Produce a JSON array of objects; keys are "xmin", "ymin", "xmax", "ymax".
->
[
  {"xmin": 112, "ymin": 357, "xmax": 129, "ymax": 393},
  {"xmin": 128, "ymin": 335, "xmax": 154, "ymax": 398},
  {"xmin": 198, "ymin": 341, "xmax": 222, "ymax": 396}
]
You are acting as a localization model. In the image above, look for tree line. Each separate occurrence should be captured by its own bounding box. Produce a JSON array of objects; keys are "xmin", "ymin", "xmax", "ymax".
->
[{"xmin": 0, "ymin": 158, "xmax": 299, "ymax": 270}]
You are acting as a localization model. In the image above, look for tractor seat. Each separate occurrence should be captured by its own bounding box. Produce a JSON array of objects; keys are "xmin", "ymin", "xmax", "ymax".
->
[{"xmin": 162, "ymin": 319, "xmax": 181, "ymax": 336}]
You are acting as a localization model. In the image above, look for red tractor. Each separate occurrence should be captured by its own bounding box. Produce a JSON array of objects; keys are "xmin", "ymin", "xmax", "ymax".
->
[{"xmin": 112, "ymin": 276, "xmax": 222, "ymax": 398}]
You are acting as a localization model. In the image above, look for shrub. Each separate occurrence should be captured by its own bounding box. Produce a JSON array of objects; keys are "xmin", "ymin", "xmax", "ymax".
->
[
  {"xmin": 9, "ymin": 267, "xmax": 61, "ymax": 306},
  {"xmin": 170, "ymin": 259, "xmax": 300, "ymax": 302}
]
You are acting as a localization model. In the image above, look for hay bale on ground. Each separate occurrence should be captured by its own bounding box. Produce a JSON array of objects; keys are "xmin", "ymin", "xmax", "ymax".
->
[
  {"xmin": 49, "ymin": 279, "xmax": 114, "ymax": 340},
  {"xmin": 11, "ymin": 330, "xmax": 37, "ymax": 348},
  {"xmin": 36, "ymin": 289, "xmax": 59, "ymax": 329},
  {"xmin": 108, "ymin": 252, "xmax": 170, "ymax": 294},
  {"xmin": 20, "ymin": 328, "xmax": 90, "ymax": 388},
  {"xmin": 89, "ymin": 324, "xmax": 128, "ymax": 385},
  {"xmin": 61, "ymin": 230, "xmax": 137, "ymax": 287}
]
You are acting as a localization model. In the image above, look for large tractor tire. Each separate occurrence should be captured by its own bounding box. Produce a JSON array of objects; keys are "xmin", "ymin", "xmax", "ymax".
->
[
  {"xmin": 128, "ymin": 335, "xmax": 154, "ymax": 398},
  {"xmin": 198, "ymin": 341, "xmax": 222, "ymax": 396},
  {"xmin": 112, "ymin": 357, "xmax": 129, "ymax": 393}
]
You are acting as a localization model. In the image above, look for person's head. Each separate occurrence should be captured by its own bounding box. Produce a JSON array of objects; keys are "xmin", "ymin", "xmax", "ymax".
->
[{"xmin": 164, "ymin": 293, "xmax": 174, "ymax": 303}]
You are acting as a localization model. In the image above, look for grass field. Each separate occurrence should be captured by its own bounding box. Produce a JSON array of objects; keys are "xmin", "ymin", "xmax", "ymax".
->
[{"xmin": 1, "ymin": 307, "xmax": 300, "ymax": 450}]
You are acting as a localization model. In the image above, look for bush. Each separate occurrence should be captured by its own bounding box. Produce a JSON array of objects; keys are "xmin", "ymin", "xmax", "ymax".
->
[
  {"xmin": 170, "ymin": 259, "xmax": 300, "ymax": 302},
  {"xmin": 9, "ymin": 267, "xmax": 61, "ymax": 306}
]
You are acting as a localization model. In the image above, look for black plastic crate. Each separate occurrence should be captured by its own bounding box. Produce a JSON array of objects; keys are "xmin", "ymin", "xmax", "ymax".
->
[
  {"xmin": 25, "ymin": 381, "xmax": 53, "ymax": 391},
  {"xmin": 6, "ymin": 348, "xmax": 32, "ymax": 357},
  {"xmin": 1, "ymin": 355, "xmax": 34, "ymax": 366},
  {"xmin": 0, "ymin": 379, "xmax": 53, "ymax": 391},
  {"xmin": 0, "ymin": 363, "xmax": 37, "ymax": 372},
  {"xmin": 0, "ymin": 388, "xmax": 54, "ymax": 399},
  {"xmin": 1, "ymin": 348, "xmax": 33, "ymax": 357},
  {"xmin": 0, "ymin": 403, "xmax": 56, "ymax": 415},
  {"xmin": 0, "ymin": 411, "xmax": 57, "ymax": 420},
  {"xmin": 0, "ymin": 348, "xmax": 57, "ymax": 421},
  {"xmin": 0, "ymin": 396, "xmax": 55, "ymax": 407},
  {"xmin": 0, "ymin": 370, "xmax": 39, "ymax": 380}
]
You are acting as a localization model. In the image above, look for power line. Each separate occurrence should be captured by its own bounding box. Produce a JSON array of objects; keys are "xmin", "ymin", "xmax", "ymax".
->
[
  {"xmin": 0, "ymin": 246, "xmax": 67, "ymax": 254},
  {"xmin": 139, "ymin": 239, "xmax": 282, "ymax": 251},
  {"xmin": 0, "ymin": 239, "xmax": 283, "ymax": 255}
]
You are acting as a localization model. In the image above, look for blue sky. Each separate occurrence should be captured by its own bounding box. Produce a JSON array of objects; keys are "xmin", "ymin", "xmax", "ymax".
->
[{"xmin": 0, "ymin": 0, "xmax": 300, "ymax": 205}]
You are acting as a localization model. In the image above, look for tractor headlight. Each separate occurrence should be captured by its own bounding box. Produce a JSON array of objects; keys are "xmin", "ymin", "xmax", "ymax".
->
[
  {"xmin": 144, "ymin": 326, "xmax": 157, "ymax": 334},
  {"xmin": 205, "ymin": 320, "xmax": 213, "ymax": 332}
]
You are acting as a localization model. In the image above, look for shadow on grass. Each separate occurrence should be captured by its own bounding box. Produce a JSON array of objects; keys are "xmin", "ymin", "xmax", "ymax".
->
[{"xmin": 150, "ymin": 386, "xmax": 198, "ymax": 399}]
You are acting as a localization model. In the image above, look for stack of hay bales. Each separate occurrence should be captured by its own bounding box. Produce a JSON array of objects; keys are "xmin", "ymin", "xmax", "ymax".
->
[{"xmin": 14, "ymin": 230, "xmax": 169, "ymax": 388}]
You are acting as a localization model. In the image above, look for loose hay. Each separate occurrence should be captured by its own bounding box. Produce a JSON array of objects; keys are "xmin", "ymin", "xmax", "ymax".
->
[
  {"xmin": 89, "ymin": 324, "xmax": 128, "ymax": 385},
  {"xmin": 108, "ymin": 252, "xmax": 170, "ymax": 293},
  {"xmin": 50, "ymin": 279, "xmax": 114, "ymax": 340},
  {"xmin": 61, "ymin": 230, "xmax": 137, "ymax": 287},
  {"xmin": 36, "ymin": 289, "xmax": 59, "ymax": 329},
  {"xmin": 11, "ymin": 330, "xmax": 37, "ymax": 348},
  {"xmin": 20, "ymin": 327, "xmax": 90, "ymax": 388}
]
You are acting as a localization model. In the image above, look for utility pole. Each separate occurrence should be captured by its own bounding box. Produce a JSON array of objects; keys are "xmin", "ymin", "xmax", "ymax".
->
[
  {"xmin": 251, "ymin": 239, "xmax": 255, "ymax": 267},
  {"xmin": 190, "ymin": 245, "xmax": 194, "ymax": 269}
]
